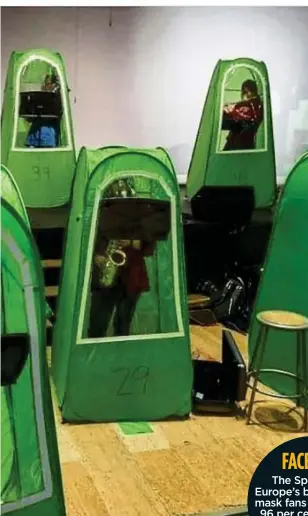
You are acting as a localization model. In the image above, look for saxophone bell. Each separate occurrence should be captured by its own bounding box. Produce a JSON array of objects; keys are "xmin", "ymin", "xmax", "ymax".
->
[
  {"xmin": 110, "ymin": 248, "xmax": 126, "ymax": 267},
  {"xmin": 97, "ymin": 242, "xmax": 127, "ymax": 288},
  {"xmin": 96, "ymin": 178, "xmax": 135, "ymax": 288}
]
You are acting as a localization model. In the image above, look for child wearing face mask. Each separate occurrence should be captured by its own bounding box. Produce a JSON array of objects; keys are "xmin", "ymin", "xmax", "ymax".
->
[{"xmin": 222, "ymin": 79, "xmax": 264, "ymax": 151}]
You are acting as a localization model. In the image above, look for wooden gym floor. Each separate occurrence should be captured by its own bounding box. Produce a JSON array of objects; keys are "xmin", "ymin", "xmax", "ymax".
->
[{"xmin": 49, "ymin": 325, "xmax": 307, "ymax": 516}]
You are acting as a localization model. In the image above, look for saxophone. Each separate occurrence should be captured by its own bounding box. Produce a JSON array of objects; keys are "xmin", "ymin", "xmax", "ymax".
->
[{"xmin": 96, "ymin": 179, "xmax": 136, "ymax": 288}]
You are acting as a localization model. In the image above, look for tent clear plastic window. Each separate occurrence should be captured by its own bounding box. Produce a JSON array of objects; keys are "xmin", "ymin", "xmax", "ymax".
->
[
  {"xmin": 218, "ymin": 65, "xmax": 265, "ymax": 152},
  {"xmin": 15, "ymin": 58, "xmax": 68, "ymax": 149},
  {"xmin": 1, "ymin": 249, "xmax": 44, "ymax": 506},
  {"xmin": 81, "ymin": 175, "xmax": 180, "ymax": 340}
]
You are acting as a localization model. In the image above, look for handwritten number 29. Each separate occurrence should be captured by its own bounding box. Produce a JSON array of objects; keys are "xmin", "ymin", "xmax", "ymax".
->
[{"xmin": 114, "ymin": 366, "xmax": 149, "ymax": 396}]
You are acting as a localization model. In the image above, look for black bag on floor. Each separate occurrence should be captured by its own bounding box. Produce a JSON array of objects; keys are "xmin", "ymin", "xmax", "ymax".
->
[{"xmin": 212, "ymin": 277, "xmax": 246, "ymax": 322}]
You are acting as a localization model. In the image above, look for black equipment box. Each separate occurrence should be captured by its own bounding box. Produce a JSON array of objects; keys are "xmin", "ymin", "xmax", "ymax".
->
[{"xmin": 193, "ymin": 329, "xmax": 247, "ymax": 412}]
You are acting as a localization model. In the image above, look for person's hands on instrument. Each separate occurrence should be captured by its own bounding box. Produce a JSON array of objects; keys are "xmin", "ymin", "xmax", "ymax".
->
[{"xmin": 223, "ymin": 103, "xmax": 236, "ymax": 114}]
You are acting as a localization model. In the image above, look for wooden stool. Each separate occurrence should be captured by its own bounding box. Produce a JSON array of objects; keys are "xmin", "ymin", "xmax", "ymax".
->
[
  {"xmin": 246, "ymin": 310, "xmax": 308, "ymax": 431},
  {"xmin": 188, "ymin": 294, "xmax": 210, "ymax": 308}
]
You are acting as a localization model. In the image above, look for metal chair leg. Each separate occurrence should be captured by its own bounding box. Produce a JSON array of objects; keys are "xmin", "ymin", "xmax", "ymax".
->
[
  {"xmin": 246, "ymin": 326, "xmax": 268, "ymax": 425},
  {"xmin": 248, "ymin": 323, "xmax": 263, "ymax": 371},
  {"xmin": 296, "ymin": 334, "xmax": 301, "ymax": 408},
  {"xmin": 300, "ymin": 330, "xmax": 308, "ymax": 432}
]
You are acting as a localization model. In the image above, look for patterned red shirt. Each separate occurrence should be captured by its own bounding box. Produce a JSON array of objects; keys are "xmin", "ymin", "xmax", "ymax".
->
[{"xmin": 222, "ymin": 96, "xmax": 264, "ymax": 151}]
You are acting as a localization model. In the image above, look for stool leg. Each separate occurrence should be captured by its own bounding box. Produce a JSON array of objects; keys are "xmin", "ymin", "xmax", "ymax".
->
[
  {"xmin": 296, "ymin": 334, "xmax": 301, "ymax": 408},
  {"xmin": 300, "ymin": 330, "xmax": 308, "ymax": 432},
  {"xmin": 246, "ymin": 325, "xmax": 268, "ymax": 425},
  {"xmin": 248, "ymin": 323, "xmax": 263, "ymax": 371}
]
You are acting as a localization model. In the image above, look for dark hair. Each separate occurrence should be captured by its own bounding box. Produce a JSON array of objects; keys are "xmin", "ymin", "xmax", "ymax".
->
[
  {"xmin": 45, "ymin": 74, "xmax": 58, "ymax": 84},
  {"xmin": 241, "ymin": 79, "xmax": 258, "ymax": 96}
]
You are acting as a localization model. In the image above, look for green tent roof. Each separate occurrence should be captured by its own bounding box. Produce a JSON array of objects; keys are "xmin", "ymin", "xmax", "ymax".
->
[{"xmin": 1, "ymin": 164, "xmax": 30, "ymax": 224}]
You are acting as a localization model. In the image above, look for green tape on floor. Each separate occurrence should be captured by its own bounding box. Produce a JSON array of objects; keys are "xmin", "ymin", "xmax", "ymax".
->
[{"xmin": 118, "ymin": 422, "xmax": 153, "ymax": 435}]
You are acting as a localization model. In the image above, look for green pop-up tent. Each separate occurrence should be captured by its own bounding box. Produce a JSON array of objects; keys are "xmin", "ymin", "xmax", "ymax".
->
[
  {"xmin": 187, "ymin": 58, "xmax": 277, "ymax": 208},
  {"xmin": 1, "ymin": 48, "xmax": 76, "ymax": 208},
  {"xmin": 1, "ymin": 164, "xmax": 53, "ymax": 319},
  {"xmin": 52, "ymin": 146, "xmax": 193, "ymax": 422},
  {"xmin": 248, "ymin": 152, "xmax": 308, "ymax": 400},
  {"xmin": 1, "ymin": 167, "xmax": 66, "ymax": 515}
]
